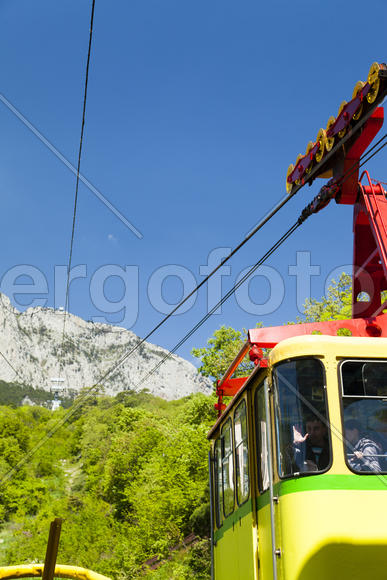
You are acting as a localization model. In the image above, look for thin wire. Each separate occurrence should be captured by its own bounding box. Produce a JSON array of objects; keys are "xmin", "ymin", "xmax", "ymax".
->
[
  {"xmin": 61, "ymin": 0, "xmax": 96, "ymax": 361},
  {"xmin": 359, "ymin": 140, "xmax": 387, "ymax": 171},
  {"xmin": 67, "ymin": 133, "xmax": 387, "ymax": 386},
  {"xmin": 0, "ymin": 349, "xmax": 25, "ymax": 383},
  {"xmin": 39, "ymin": 137, "xmax": 387, "ymax": 404},
  {"xmin": 132, "ymin": 222, "xmax": 301, "ymax": 390},
  {"xmin": 337, "ymin": 133, "xmax": 387, "ymax": 185},
  {"xmin": 2, "ymin": 128, "xmax": 386, "ymax": 404},
  {"xmin": 2, "ymin": 139, "xmax": 386, "ymax": 487},
  {"xmin": 127, "ymin": 141, "xmax": 387, "ymax": 392}
]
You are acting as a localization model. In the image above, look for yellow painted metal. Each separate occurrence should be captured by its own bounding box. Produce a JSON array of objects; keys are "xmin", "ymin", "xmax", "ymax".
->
[
  {"xmin": 367, "ymin": 62, "xmax": 381, "ymax": 104},
  {"xmin": 212, "ymin": 334, "xmax": 387, "ymax": 580},
  {"xmin": 269, "ymin": 334, "xmax": 387, "ymax": 366},
  {"xmin": 352, "ymin": 81, "xmax": 365, "ymax": 120},
  {"xmin": 368, "ymin": 61, "xmax": 380, "ymax": 84},
  {"xmin": 325, "ymin": 117, "xmax": 336, "ymax": 151},
  {"xmin": 213, "ymin": 511, "xmax": 257, "ymax": 580},
  {"xmin": 314, "ymin": 128, "xmax": 326, "ymax": 162},
  {"xmin": 212, "ymin": 391, "xmax": 259, "ymax": 579},
  {"xmin": 279, "ymin": 490, "xmax": 387, "ymax": 580},
  {"xmin": 0, "ymin": 565, "xmax": 111, "ymax": 580},
  {"xmin": 367, "ymin": 78, "xmax": 380, "ymax": 103},
  {"xmin": 286, "ymin": 164, "xmax": 294, "ymax": 194},
  {"xmin": 269, "ymin": 335, "xmax": 387, "ymax": 580},
  {"xmin": 256, "ymin": 503, "xmax": 275, "ymax": 580}
]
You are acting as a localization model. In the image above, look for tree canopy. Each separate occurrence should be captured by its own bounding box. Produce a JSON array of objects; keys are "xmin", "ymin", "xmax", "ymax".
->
[
  {"xmin": 191, "ymin": 325, "xmax": 255, "ymax": 382},
  {"xmin": 300, "ymin": 273, "xmax": 352, "ymax": 322},
  {"xmin": 191, "ymin": 273, "xmax": 353, "ymax": 381},
  {"xmin": 1, "ymin": 272, "xmax": 359, "ymax": 579}
]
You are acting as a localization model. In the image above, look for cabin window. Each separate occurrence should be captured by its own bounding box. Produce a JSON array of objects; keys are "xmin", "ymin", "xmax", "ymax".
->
[
  {"xmin": 273, "ymin": 358, "xmax": 331, "ymax": 478},
  {"xmin": 221, "ymin": 419, "xmax": 234, "ymax": 516},
  {"xmin": 341, "ymin": 360, "xmax": 387, "ymax": 474},
  {"xmin": 234, "ymin": 400, "xmax": 249, "ymax": 505},
  {"xmin": 214, "ymin": 438, "xmax": 223, "ymax": 527},
  {"xmin": 255, "ymin": 384, "xmax": 269, "ymax": 492}
]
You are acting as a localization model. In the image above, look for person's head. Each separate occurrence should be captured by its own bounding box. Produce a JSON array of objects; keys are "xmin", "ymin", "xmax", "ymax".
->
[
  {"xmin": 305, "ymin": 417, "xmax": 327, "ymax": 446},
  {"xmin": 345, "ymin": 419, "xmax": 361, "ymax": 445}
]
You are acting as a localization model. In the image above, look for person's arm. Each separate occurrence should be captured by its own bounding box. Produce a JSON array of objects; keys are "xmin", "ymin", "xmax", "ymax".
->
[{"xmin": 355, "ymin": 440, "xmax": 381, "ymax": 473}]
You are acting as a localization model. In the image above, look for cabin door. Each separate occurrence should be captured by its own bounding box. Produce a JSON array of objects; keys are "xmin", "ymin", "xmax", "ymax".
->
[{"xmin": 255, "ymin": 380, "xmax": 279, "ymax": 580}]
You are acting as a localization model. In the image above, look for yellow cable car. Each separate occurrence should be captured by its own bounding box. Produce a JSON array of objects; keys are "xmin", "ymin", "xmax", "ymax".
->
[
  {"xmin": 208, "ymin": 62, "xmax": 387, "ymax": 580},
  {"xmin": 208, "ymin": 334, "xmax": 387, "ymax": 580}
]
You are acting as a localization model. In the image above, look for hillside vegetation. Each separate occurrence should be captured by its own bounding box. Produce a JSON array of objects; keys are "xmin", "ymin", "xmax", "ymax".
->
[
  {"xmin": 0, "ymin": 274, "xmax": 352, "ymax": 578},
  {"xmin": 0, "ymin": 390, "xmax": 216, "ymax": 579}
]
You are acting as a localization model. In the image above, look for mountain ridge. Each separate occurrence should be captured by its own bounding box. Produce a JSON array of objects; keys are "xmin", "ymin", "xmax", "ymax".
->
[{"xmin": 0, "ymin": 294, "xmax": 211, "ymax": 400}]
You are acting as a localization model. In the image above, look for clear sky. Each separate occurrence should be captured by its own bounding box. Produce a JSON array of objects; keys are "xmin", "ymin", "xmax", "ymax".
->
[{"xmin": 0, "ymin": 0, "xmax": 386, "ymax": 371}]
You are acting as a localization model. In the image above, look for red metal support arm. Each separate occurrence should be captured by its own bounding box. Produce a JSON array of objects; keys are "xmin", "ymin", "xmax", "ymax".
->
[{"xmin": 353, "ymin": 172, "xmax": 387, "ymax": 318}]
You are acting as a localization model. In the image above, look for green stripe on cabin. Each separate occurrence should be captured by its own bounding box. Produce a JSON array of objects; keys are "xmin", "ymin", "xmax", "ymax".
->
[{"xmin": 214, "ymin": 474, "xmax": 387, "ymax": 542}]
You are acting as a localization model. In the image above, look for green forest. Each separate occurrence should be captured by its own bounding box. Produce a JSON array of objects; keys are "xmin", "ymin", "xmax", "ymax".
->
[
  {"xmin": 0, "ymin": 275, "xmax": 352, "ymax": 578},
  {"xmin": 0, "ymin": 389, "xmax": 216, "ymax": 579}
]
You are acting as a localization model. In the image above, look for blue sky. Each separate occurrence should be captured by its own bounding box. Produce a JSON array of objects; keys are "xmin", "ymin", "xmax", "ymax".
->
[{"xmin": 0, "ymin": 0, "xmax": 386, "ymax": 369}]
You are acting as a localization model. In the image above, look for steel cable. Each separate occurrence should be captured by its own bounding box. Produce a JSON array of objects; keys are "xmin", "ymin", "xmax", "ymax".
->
[
  {"xmin": 60, "ymin": 0, "xmax": 96, "ymax": 364},
  {"xmin": 2, "ymin": 132, "xmax": 386, "ymax": 486},
  {"xmin": 80, "ymin": 136, "xmax": 387, "ymax": 390}
]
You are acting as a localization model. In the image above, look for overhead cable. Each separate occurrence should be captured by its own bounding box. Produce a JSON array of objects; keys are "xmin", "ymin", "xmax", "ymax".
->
[
  {"xmin": 3, "ymin": 137, "xmax": 386, "ymax": 485},
  {"xmin": 61, "ymin": 0, "xmax": 96, "ymax": 359},
  {"xmin": 129, "ymin": 141, "xmax": 387, "ymax": 392},
  {"xmin": 78, "ymin": 134, "xmax": 387, "ymax": 387}
]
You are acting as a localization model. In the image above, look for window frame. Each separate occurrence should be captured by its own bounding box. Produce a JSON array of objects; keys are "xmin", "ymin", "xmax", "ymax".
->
[
  {"xmin": 255, "ymin": 380, "xmax": 270, "ymax": 494},
  {"xmin": 273, "ymin": 356, "xmax": 332, "ymax": 480},
  {"xmin": 234, "ymin": 398, "xmax": 250, "ymax": 507},
  {"xmin": 339, "ymin": 358, "xmax": 387, "ymax": 476},
  {"xmin": 213, "ymin": 436, "xmax": 223, "ymax": 528},
  {"xmin": 221, "ymin": 418, "xmax": 235, "ymax": 517}
]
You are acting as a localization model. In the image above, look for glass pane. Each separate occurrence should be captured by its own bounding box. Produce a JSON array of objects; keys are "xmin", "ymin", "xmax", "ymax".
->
[
  {"xmin": 342, "ymin": 361, "xmax": 387, "ymax": 397},
  {"xmin": 341, "ymin": 360, "xmax": 387, "ymax": 474},
  {"xmin": 214, "ymin": 438, "xmax": 223, "ymax": 527},
  {"xmin": 221, "ymin": 420, "xmax": 234, "ymax": 516},
  {"xmin": 235, "ymin": 401, "xmax": 249, "ymax": 504},
  {"xmin": 255, "ymin": 385, "xmax": 269, "ymax": 492},
  {"xmin": 274, "ymin": 358, "xmax": 330, "ymax": 477}
]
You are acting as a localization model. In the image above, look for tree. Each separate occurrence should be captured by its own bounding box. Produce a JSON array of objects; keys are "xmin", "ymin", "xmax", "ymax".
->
[
  {"xmin": 300, "ymin": 273, "xmax": 352, "ymax": 322},
  {"xmin": 191, "ymin": 325, "xmax": 254, "ymax": 382},
  {"xmin": 192, "ymin": 274, "xmax": 355, "ymax": 382}
]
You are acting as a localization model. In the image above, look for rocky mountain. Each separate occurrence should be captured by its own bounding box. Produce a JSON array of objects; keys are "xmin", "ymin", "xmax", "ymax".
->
[{"xmin": 0, "ymin": 294, "xmax": 212, "ymax": 400}]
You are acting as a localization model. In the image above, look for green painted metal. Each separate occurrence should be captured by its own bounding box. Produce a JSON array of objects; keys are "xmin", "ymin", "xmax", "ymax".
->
[{"xmin": 213, "ymin": 498, "xmax": 252, "ymax": 543}]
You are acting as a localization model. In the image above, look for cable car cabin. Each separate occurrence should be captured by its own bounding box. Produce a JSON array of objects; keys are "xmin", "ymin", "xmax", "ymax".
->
[
  {"xmin": 208, "ymin": 333, "xmax": 387, "ymax": 580},
  {"xmin": 206, "ymin": 63, "xmax": 387, "ymax": 579}
]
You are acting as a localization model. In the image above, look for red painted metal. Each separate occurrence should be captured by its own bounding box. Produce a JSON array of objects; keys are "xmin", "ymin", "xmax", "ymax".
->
[
  {"xmin": 215, "ymin": 342, "xmax": 250, "ymax": 416},
  {"xmin": 217, "ymin": 377, "xmax": 247, "ymax": 397},
  {"xmin": 248, "ymin": 314, "xmax": 387, "ymax": 348},
  {"xmin": 217, "ymin": 342, "xmax": 250, "ymax": 391},
  {"xmin": 337, "ymin": 108, "xmax": 384, "ymax": 204},
  {"xmin": 215, "ymin": 313, "xmax": 387, "ymax": 413},
  {"xmin": 326, "ymin": 83, "xmax": 370, "ymax": 138},
  {"xmin": 214, "ymin": 101, "xmax": 387, "ymax": 415},
  {"xmin": 353, "ymin": 171, "xmax": 387, "ymax": 317},
  {"xmin": 289, "ymin": 143, "xmax": 319, "ymax": 182},
  {"xmin": 215, "ymin": 342, "xmax": 268, "ymax": 416},
  {"xmin": 287, "ymin": 90, "xmax": 384, "ymax": 189}
]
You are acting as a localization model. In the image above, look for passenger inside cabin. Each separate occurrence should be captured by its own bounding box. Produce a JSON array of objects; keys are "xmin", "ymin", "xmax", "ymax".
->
[
  {"xmin": 344, "ymin": 419, "xmax": 382, "ymax": 473},
  {"xmin": 292, "ymin": 416, "xmax": 330, "ymax": 472}
]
